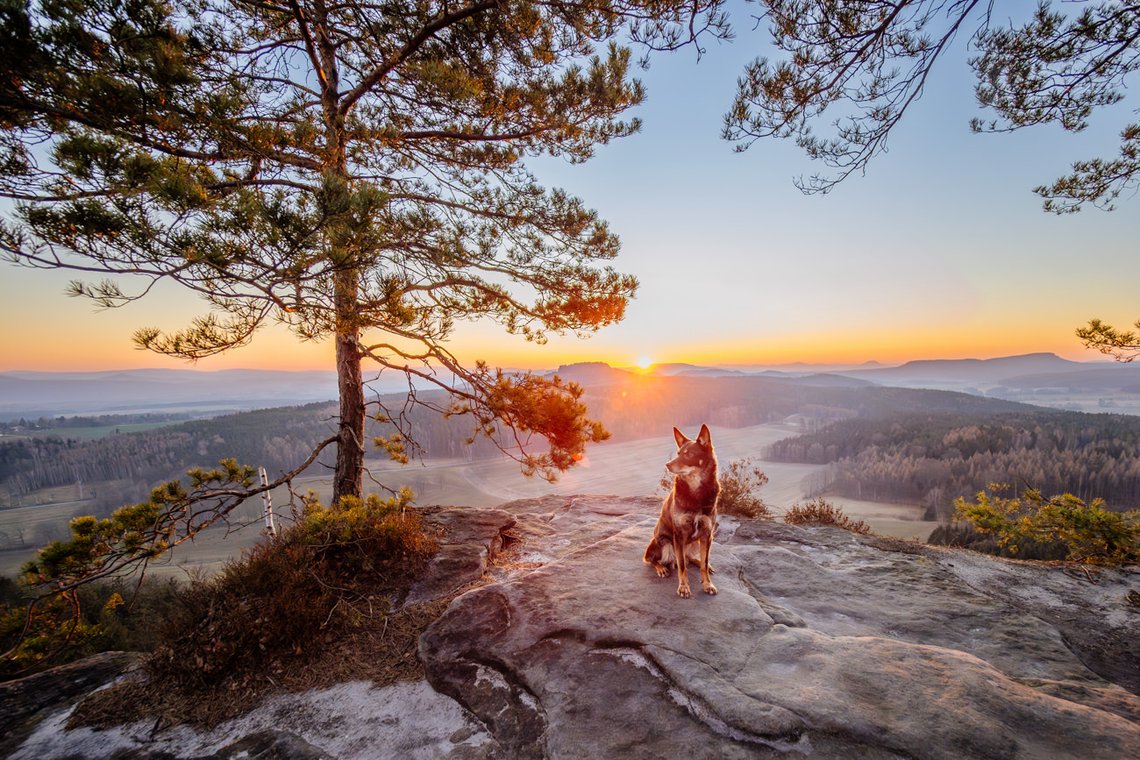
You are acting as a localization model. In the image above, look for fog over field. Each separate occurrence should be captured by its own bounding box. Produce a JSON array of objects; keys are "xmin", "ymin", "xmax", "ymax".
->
[
  {"xmin": 12, "ymin": 355, "xmax": 1135, "ymax": 578},
  {"xmin": 0, "ymin": 422, "xmax": 935, "ymax": 578},
  {"xmin": 369, "ymin": 423, "xmax": 935, "ymax": 538}
]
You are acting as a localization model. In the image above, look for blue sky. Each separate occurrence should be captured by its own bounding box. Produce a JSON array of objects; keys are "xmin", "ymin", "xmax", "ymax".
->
[{"xmin": 2, "ymin": 5, "xmax": 1137, "ymax": 371}]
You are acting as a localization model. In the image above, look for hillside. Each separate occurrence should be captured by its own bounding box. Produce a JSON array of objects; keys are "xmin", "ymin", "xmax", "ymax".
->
[
  {"xmin": 844, "ymin": 352, "xmax": 1089, "ymax": 384},
  {"xmin": 768, "ymin": 411, "xmax": 1140, "ymax": 517},
  {"xmin": 835, "ymin": 353, "xmax": 1140, "ymax": 411}
]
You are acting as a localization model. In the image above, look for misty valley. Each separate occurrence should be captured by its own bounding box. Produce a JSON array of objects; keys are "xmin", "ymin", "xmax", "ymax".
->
[{"xmin": 3, "ymin": 359, "xmax": 1139, "ymax": 578}]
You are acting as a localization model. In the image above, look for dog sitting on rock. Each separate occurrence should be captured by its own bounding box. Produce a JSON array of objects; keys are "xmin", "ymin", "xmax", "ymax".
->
[{"xmin": 643, "ymin": 424, "xmax": 719, "ymax": 598}]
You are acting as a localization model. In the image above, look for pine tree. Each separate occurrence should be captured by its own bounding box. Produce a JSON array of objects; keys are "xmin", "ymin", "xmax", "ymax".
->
[
  {"xmin": 723, "ymin": 1, "xmax": 1140, "ymax": 213},
  {"xmin": 0, "ymin": 0, "xmax": 729, "ymax": 503}
]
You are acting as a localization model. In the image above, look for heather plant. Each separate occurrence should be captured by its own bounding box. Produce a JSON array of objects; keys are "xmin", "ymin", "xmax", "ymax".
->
[
  {"xmin": 148, "ymin": 490, "xmax": 436, "ymax": 689},
  {"xmin": 716, "ymin": 458, "xmax": 772, "ymax": 518},
  {"xmin": 784, "ymin": 497, "xmax": 871, "ymax": 535}
]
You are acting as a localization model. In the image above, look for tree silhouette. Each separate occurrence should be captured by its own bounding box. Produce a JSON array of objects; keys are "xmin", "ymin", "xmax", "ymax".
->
[{"xmin": 1077, "ymin": 318, "xmax": 1140, "ymax": 362}]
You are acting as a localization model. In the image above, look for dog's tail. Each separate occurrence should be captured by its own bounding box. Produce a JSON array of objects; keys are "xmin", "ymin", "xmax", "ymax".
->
[{"xmin": 644, "ymin": 538, "xmax": 675, "ymax": 567}]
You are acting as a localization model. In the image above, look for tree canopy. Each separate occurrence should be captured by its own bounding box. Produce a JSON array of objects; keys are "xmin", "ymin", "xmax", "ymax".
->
[
  {"xmin": 0, "ymin": 0, "xmax": 729, "ymax": 505},
  {"xmin": 720, "ymin": 0, "xmax": 1139, "ymax": 363},
  {"xmin": 723, "ymin": 0, "xmax": 1140, "ymax": 214}
]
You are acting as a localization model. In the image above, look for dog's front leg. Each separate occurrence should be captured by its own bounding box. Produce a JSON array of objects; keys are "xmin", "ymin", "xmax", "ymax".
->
[
  {"xmin": 699, "ymin": 533, "xmax": 717, "ymax": 595},
  {"xmin": 673, "ymin": 532, "xmax": 691, "ymax": 598}
]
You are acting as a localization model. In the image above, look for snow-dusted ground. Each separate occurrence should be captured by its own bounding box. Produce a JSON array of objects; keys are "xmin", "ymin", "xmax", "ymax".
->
[{"xmin": 14, "ymin": 679, "xmax": 490, "ymax": 759}]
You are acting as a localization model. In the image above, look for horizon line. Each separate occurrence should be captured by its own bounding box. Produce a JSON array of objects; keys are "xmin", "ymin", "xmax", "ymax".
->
[{"xmin": 0, "ymin": 350, "xmax": 1120, "ymax": 375}]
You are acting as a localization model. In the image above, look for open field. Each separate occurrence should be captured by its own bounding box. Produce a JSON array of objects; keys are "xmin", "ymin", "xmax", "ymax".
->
[
  {"xmin": 1, "ymin": 482, "xmax": 89, "ymax": 509},
  {"xmin": 1006, "ymin": 392, "xmax": 1140, "ymax": 416},
  {"xmin": 0, "ymin": 420, "xmax": 182, "ymax": 442},
  {"xmin": 0, "ymin": 423, "xmax": 937, "ymax": 578}
]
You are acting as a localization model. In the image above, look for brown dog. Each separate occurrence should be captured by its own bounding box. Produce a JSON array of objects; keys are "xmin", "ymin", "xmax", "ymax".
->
[{"xmin": 643, "ymin": 424, "xmax": 720, "ymax": 598}]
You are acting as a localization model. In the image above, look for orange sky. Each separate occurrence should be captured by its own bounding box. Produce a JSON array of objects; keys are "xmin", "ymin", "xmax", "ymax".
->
[{"xmin": 0, "ymin": 261, "xmax": 1120, "ymax": 372}]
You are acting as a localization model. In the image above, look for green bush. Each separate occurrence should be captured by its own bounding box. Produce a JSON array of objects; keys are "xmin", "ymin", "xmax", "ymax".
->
[
  {"xmin": 927, "ymin": 520, "xmax": 1068, "ymax": 560},
  {"xmin": 1, "ymin": 576, "xmax": 182, "ymax": 681},
  {"xmin": 954, "ymin": 485, "xmax": 1139, "ymax": 566},
  {"xmin": 784, "ymin": 497, "xmax": 871, "ymax": 534}
]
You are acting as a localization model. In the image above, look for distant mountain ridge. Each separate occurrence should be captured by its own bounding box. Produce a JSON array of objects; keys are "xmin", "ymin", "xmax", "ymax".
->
[
  {"xmin": 834, "ymin": 352, "xmax": 1140, "ymax": 401},
  {"xmin": 844, "ymin": 352, "xmax": 1089, "ymax": 383},
  {"xmin": 0, "ymin": 369, "xmax": 341, "ymax": 418},
  {"xmin": 4, "ymin": 353, "xmax": 1138, "ymax": 420}
]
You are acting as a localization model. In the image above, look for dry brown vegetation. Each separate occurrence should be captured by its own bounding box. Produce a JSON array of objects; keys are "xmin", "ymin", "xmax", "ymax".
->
[
  {"xmin": 70, "ymin": 492, "xmax": 441, "ymax": 728},
  {"xmin": 716, "ymin": 458, "xmax": 772, "ymax": 519},
  {"xmin": 784, "ymin": 497, "xmax": 871, "ymax": 535}
]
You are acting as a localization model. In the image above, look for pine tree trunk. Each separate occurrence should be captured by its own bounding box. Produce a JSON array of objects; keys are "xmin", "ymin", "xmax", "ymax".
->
[{"xmin": 332, "ymin": 268, "xmax": 365, "ymax": 505}]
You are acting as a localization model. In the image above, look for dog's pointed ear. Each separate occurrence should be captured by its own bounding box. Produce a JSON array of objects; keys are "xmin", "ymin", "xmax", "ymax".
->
[
  {"xmin": 697, "ymin": 424, "xmax": 712, "ymax": 448},
  {"xmin": 673, "ymin": 427, "xmax": 689, "ymax": 447}
]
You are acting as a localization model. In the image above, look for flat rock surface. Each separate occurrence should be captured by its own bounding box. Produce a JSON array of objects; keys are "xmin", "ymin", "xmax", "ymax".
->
[
  {"xmin": 421, "ymin": 495, "xmax": 1140, "ymax": 759},
  {"xmin": 11, "ymin": 495, "xmax": 1140, "ymax": 759}
]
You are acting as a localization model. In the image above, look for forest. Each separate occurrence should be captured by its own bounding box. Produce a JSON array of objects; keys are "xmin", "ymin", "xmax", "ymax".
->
[
  {"xmin": 768, "ymin": 411, "xmax": 1140, "ymax": 520},
  {"xmin": 0, "ymin": 372, "xmax": 1056, "ymax": 517},
  {"xmin": 0, "ymin": 400, "xmax": 506, "ymax": 513},
  {"xmin": 0, "ymin": 413, "xmax": 191, "ymax": 434}
]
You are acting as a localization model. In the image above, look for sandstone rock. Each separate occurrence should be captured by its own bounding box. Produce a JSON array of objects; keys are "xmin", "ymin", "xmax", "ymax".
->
[
  {"xmin": 421, "ymin": 496, "xmax": 1140, "ymax": 759},
  {"xmin": 12, "ymin": 678, "xmax": 493, "ymax": 759},
  {"xmin": 406, "ymin": 507, "xmax": 519, "ymax": 606},
  {"xmin": 10, "ymin": 495, "xmax": 1139, "ymax": 759},
  {"xmin": 206, "ymin": 728, "xmax": 330, "ymax": 759},
  {"xmin": 0, "ymin": 650, "xmax": 141, "ymax": 757}
]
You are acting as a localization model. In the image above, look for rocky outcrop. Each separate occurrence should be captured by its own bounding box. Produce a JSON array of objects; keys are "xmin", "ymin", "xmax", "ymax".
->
[
  {"xmin": 0, "ymin": 650, "xmax": 141, "ymax": 756},
  {"xmin": 420, "ymin": 495, "xmax": 1140, "ymax": 759},
  {"xmin": 9, "ymin": 495, "xmax": 1140, "ymax": 759}
]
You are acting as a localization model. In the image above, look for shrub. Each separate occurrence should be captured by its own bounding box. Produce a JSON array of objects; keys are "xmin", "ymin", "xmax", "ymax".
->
[
  {"xmin": 954, "ymin": 485, "xmax": 1139, "ymax": 566},
  {"xmin": 0, "ymin": 589, "xmax": 99, "ymax": 679},
  {"xmin": 928, "ymin": 522, "xmax": 996, "ymax": 552},
  {"xmin": 717, "ymin": 458, "xmax": 772, "ymax": 518},
  {"xmin": 927, "ymin": 520, "xmax": 1068, "ymax": 561},
  {"xmin": 784, "ymin": 497, "xmax": 871, "ymax": 534},
  {"xmin": 1, "ymin": 576, "xmax": 182, "ymax": 681},
  {"xmin": 147, "ymin": 489, "xmax": 437, "ymax": 690}
]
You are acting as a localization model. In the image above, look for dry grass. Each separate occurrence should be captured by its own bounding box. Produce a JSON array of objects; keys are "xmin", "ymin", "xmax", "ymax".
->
[
  {"xmin": 785, "ymin": 497, "xmax": 872, "ymax": 535},
  {"xmin": 716, "ymin": 458, "xmax": 772, "ymax": 519},
  {"xmin": 71, "ymin": 595, "xmax": 452, "ymax": 729},
  {"xmin": 69, "ymin": 496, "xmax": 445, "ymax": 729}
]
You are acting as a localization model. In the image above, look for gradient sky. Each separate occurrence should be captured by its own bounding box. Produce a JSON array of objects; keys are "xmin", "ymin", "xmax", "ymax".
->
[{"xmin": 2, "ymin": 11, "xmax": 1137, "ymax": 372}]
